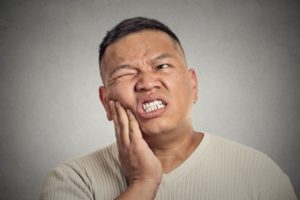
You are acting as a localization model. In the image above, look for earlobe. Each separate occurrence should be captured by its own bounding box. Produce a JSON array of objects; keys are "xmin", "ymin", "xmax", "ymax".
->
[{"xmin": 99, "ymin": 86, "xmax": 112, "ymax": 121}]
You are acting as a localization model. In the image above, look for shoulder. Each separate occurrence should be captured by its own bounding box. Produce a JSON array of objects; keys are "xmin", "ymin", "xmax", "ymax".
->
[
  {"xmin": 207, "ymin": 133, "xmax": 276, "ymax": 165},
  {"xmin": 207, "ymin": 133, "xmax": 285, "ymax": 175},
  {"xmin": 205, "ymin": 133, "xmax": 297, "ymax": 199},
  {"xmin": 57, "ymin": 143, "xmax": 119, "ymax": 176},
  {"xmin": 40, "ymin": 143, "xmax": 122, "ymax": 200},
  {"xmin": 69, "ymin": 143, "xmax": 120, "ymax": 171}
]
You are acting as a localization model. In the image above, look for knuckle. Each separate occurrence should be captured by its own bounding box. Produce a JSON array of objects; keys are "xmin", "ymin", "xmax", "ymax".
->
[{"xmin": 128, "ymin": 126, "xmax": 134, "ymax": 133}]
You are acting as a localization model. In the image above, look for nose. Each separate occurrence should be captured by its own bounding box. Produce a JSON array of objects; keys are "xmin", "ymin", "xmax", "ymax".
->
[{"xmin": 135, "ymin": 72, "xmax": 160, "ymax": 92}]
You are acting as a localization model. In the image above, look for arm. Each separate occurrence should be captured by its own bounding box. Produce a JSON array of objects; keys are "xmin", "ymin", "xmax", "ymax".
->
[
  {"xmin": 40, "ymin": 161, "xmax": 93, "ymax": 200},
  {"xmin": 109, "ymin": 101, "xmax": 163, "ymax": 200}
]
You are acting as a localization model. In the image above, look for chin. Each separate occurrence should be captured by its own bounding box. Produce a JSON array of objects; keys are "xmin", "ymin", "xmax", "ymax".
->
[{"xmin": 139, "ymin": 120, "xmax": 173, "ymax": 137}]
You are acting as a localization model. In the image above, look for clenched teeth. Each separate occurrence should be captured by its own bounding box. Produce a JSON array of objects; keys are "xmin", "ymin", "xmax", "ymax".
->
[{"xmin": 142, "ymin": 100, "xmax": 165, "ymax": 113}]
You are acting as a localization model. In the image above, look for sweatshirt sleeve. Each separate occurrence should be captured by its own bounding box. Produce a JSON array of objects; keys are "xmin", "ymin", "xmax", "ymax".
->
[{"xmin": 39, "ymin": 161, "xmax": 93, "ymax": 200}]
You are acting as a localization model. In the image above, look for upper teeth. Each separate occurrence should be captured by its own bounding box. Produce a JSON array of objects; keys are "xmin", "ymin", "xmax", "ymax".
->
[{"xmin": 143, "ymin": 100, "xmax": 165, "ymax": 113}]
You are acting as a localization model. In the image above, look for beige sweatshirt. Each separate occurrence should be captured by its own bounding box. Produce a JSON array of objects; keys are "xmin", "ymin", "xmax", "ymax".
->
[{"xmin": 40, "ymin": 133, "xmax": 297, "ymax": 200}]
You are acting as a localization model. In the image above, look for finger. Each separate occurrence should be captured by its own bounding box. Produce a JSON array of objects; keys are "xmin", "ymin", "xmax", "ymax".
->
[
  {"xmin": 126, "ymin": 109, "xmax": 143, "ymax": 145},
  {"xmin": 109, "ymin": 101, "xmax": 121, "ymax": 144},
  {"xmin": 116, "ymin": 101, "xmax": 130, "ymax": 146}
]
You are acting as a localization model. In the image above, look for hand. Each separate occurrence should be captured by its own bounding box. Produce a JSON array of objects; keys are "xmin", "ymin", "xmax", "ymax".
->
[{"xmin": 109, "ymin": 101, "xmax": 163, "ymax": 199}]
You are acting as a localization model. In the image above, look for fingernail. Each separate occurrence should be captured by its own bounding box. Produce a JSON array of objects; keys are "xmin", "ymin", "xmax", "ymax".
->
[
  {"xmin": 109, "ymin": 100, "xmax": 114, "ymax": 106},
  {"xmin": 126, "ymin": 109, "xmax": 131, "ymax": 115},
  {"xmin": 116, "ymin": 101, "xmax": 120, "ymax": 108}
]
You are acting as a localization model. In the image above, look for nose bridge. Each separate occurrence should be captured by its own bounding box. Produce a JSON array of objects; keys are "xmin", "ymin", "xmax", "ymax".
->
[{"xmin": 135, "ymin": 71, "xmax": 159, "ymax": 92}]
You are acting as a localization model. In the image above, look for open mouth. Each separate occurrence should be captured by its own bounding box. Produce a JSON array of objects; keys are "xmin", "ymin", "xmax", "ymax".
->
[
  {"xmin": 142, "ymin": 100, "xmax": 166, "ymax": 113},
  {"xmin": 137, "ymin": 97, "xmax": 168, "ymax": 119}
]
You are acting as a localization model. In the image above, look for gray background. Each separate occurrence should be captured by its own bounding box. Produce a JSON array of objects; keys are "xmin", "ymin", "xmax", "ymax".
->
[{"xmin": 0, "ymin": 0, "xmax": 299, "ymax": 199}]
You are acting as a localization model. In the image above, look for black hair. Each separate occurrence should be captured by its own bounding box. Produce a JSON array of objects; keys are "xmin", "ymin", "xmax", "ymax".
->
[{"xmin": 98, "ymin": 17, "xmax": 182, "ymax": 81}]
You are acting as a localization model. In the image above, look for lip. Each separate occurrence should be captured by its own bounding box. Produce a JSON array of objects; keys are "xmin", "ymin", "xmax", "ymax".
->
[{"xmin": 137, "ymin": 95, "xmax": 168, "ymax": 120}]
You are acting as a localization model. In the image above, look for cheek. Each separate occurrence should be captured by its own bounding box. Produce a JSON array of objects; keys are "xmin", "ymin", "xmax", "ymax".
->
[
  {"xmin": 173, "ymin": 74, "xmax": 194, "ymax": 103},
  {"xmin": 107, "ymin": 84, "xmax": 135, "ymax": 106}
]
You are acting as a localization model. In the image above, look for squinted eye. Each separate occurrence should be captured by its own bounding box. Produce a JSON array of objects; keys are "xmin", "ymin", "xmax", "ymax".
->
[
  {"xmin": 156, "ymin": 64, "xmax": 170, "ymax": 70},
  {"xmin": 115, "ymin": 73, "xmax": 136, "ymax": 79},
  {"xmin": 111, "ymin": 69, "xmax": 138, "ymax": 81}
]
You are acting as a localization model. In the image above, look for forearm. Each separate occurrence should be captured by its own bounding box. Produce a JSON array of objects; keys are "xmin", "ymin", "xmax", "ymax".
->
[{"xmin": 115, "ymin": 181, "xmax": 160, "ymax": 200}]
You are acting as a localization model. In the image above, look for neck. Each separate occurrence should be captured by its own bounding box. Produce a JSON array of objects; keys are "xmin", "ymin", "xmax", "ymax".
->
[{"xmin": 144, "ymin": 127, "xmax": 203, "ymax": 173}]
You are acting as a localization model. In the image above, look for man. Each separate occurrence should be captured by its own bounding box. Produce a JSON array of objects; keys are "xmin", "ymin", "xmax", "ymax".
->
[{"xmin": 40, "ymin": 17, "xmax": 297, "ymax": 200}]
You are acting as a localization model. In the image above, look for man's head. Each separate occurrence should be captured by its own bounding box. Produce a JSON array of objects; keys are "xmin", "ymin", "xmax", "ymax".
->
[
  {"xmin": 99, "ymin": 17, "xmax": 198, "ymax": 137},
  {"xmin": 99, "ymin": 17, "xmax": 184, "ymax": 84}
]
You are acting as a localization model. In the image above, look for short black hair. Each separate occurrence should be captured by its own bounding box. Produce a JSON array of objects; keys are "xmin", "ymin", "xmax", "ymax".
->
[{"xmin": 98, "ymin": 17, "xmax": 182, "ymax": 82}]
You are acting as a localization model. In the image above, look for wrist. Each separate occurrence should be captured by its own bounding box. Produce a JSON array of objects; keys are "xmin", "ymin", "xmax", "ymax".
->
[{"xmin": 130, "ymin": 180, "xmax": 160, "ymax": 199}]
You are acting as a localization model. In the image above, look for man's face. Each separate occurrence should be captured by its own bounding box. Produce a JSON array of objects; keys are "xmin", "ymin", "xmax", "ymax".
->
[{"xmin": 100, "ymin": 30, "xmax": 198, "ymax": 136}]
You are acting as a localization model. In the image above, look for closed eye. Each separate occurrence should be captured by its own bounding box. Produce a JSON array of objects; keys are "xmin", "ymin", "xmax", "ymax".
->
[{"xmin": 114, "ymin": 72, "xmax": 137, "ymax": 79}]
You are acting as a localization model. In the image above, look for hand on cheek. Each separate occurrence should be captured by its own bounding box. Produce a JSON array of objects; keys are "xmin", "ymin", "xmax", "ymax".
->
[{"xmin": 109, "ymin": 100, "xmax": 163, "ymax": 186}]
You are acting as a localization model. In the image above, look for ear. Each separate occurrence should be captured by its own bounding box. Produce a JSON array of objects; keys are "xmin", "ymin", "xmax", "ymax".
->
[
  {"xmin": 188, "ymin": 68, "xmax": 198, "ymax": 104},
  {"xmin": 99, "ymin": 86, "xmax": 112, "ymax": 121}
]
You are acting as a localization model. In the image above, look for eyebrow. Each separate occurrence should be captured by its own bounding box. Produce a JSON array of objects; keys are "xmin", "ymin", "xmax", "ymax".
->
[{"xmin": 149, "ymin": 53, "xmax": 174, "ymax": 63}]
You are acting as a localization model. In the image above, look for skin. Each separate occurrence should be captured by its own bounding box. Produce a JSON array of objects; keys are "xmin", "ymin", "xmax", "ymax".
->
[{"xmin": 99, "ymin": 30, "xmax": 203, "ymax": 199}]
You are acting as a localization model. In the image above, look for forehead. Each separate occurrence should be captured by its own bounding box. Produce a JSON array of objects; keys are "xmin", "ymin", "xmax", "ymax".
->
[{"xmin": 102, "ymin": 30, "xmax": 183, "ymax": 68}]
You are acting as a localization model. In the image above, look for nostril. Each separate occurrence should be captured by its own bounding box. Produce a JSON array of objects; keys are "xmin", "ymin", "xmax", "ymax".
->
[{"xmin": 135, "ymin": 74, "xmax": 160, "ymax": 92}]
